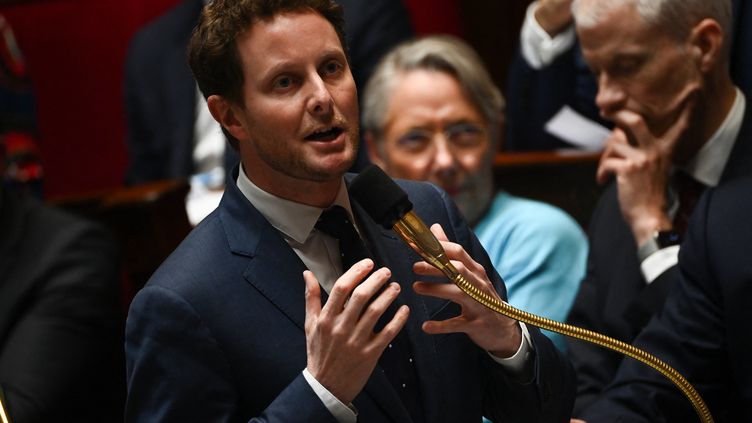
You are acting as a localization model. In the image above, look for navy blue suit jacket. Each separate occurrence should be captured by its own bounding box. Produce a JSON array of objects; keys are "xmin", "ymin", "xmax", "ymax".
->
[
  {"xmin": 505, "ymin": 0, "xmax": 752, "ymax": 151},
  {"xmin": 580, "ymin": 174, "xmax": 752, "ymax": 422},
  {"xmin": 565, "ymin": 102, "xmax": 752, "ymax": 415},
  {"xmin": 125, "ymin": 168, "xmax": 575, "ymax": 422},
  {"xmin": 123, "ymin": 0, "xmax": 413, "ymax": 184}
]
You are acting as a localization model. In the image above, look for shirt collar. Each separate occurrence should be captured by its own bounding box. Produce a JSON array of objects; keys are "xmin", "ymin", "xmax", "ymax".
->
[
  {"xmin": 236, "ymin": 164, "xmax": 354, "ymax": 246},
  {"xmin": 682, "ymin": 87, "xmax": 746, "ymax": 187}
]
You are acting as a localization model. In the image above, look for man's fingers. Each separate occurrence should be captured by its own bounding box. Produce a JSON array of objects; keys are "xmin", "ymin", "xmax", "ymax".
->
[
  {"xmin": 421, "ymin": 315, "xmax": 466, "ymax": 335},
  {"xmin": 596, "ymin": 157, "xmax": 630, "ymax": 184},
  {"xmin": 371, "ymin": 304, "xmax": 410, "ymax": 349},
  {"xmin": 413, "ymin": 280, "xmax": 468, "ymax": 303},
  {"xmin": 324, "ymin": 258, "xmax": 374, "ymax": 314},
  {"xmin": 413, "ymin": 257, "xmax": 469, "ymax": 278},
  {"xmin": 353, "ymin": 282, "xmax": 402, "ymax": 334},
  {"xmin": 612, "ymin": 109, "xmax": 652, "ymax": 148},
  {"xmin": 341, "ymin": 267, "xmax": 393, "ymax": 321},
  {"xmin": 429, "ymin": 223, "xmax": 449, "ymax": 241},
  {"xmin": 303, "ymin": 270, "xmax": 322, "ymax": 331},
  {"xmin": 427, "ymin": 224, "xmax": 485, "ymax": 274}
]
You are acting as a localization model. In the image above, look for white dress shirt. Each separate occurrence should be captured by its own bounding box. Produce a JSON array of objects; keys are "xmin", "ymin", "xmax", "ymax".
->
[{"xmin": 519, "ymin": 1, "xmax": 577, "ymax": 69}]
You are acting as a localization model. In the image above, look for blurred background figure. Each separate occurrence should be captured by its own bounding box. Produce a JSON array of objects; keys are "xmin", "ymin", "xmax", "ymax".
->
[
  {"xmin": 0, "ymin": 13, "xmax": 42, "ymax": 198},
  {"xmin": 0, "ymin": 149, "xmax": 126, "ymax": 423},
  {"xmin": 0, "ymin": 13, "xmax": 125, "ymax": 423},
  {"xmin": 565, "ymin": 0, "xmax": 752, "ymax": 416},
  {"xmin": 505, "ymin": 0, "xmax": 752, "ymax": 153},
  {"xmin": 124, "ymin": 0, "xmax": 414, "ymax": 224},
  {"xmin": 362, "ymin": 35, "xmax": 588, "ymax": 351}
]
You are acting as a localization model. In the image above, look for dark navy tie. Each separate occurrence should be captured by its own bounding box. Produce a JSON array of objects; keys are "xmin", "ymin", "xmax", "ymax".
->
[{"xmin": 315, "ymin": 206, "xmax": 424, "ymax": 422}]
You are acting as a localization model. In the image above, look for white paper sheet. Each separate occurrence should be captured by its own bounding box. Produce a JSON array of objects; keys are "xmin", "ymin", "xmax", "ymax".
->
[{"xmin": 545, "ymin": 105, "xmax": 611, "ymax": 151}]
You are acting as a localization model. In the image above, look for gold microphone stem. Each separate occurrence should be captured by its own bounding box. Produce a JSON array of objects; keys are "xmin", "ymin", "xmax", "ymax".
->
[
  {"xmin": 392, "ymin": 215, "xmax": 714, "ymax": 423},
  {"xmin": 0, "ymin": 388, "xmax": 10, "ymax": 423}
]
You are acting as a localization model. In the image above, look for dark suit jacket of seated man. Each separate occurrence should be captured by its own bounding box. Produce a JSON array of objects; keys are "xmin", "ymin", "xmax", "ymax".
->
[
  {"xmin": 0, "ymin": 188, "xmax": 124, "ymax": 423},
  {"xmin": 580, "ymin": 174, "xmax": 752, "ymax": 422},
  {"xmin": 124, "ymin": 1, "xmax": 575, "ymax": 422}
]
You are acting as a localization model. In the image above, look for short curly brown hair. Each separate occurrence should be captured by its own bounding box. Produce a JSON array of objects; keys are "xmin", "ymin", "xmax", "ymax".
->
[{"xmin": 188, "ymin": 0, "xmax": 347, "ymax": 148}]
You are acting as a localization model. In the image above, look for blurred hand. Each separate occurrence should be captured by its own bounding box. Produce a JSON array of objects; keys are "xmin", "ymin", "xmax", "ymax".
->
[
  {"xmin": 570, "ymin": 419, "xmax": 587, "ymax": 423},
  {"xmin": 304, "ymin": 259, "xmax": 409, "ymax": 403},
  {"xmin": 412, "ymin": 224, "xmax": 521, "ymax": 358},
  {"xmin": 596, "ymin": 93, "xmax": 697, "ymax": 246},
  {"xmin": 535, "ymin": 0, "xmax": 574, "ymax": 36}
]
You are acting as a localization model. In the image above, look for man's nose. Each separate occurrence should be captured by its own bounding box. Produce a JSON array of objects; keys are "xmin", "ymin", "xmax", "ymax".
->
[
  {"xmin": 432, "ymin": 137, "xmax": 456, "ymax": 171},
  {"xmin": 595, "ymin": 74, "xmax": 626, "ymax": 118},
  {"xmin": 307, "ymin": 75, "xmax": 334, "ymax": 117}
]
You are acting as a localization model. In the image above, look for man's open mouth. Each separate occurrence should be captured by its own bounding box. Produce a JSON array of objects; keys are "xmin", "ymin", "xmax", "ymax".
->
[{"xmin": 305, "ymin": 127, "xmax": 344, "ymax": 141}]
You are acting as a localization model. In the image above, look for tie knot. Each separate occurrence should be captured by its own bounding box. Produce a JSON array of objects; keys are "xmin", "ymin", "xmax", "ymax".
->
[
  {"xmin": 315, "ymin": 205, "xmax": 372, "ymax": 270},
  {"xmin": 315, "ymin": 205, "xmax": 357, "ymax": 241}
]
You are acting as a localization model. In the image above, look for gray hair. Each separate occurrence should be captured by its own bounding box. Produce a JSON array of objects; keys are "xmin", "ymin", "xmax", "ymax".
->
[
  {"xmin": 361, "ymin": 35, "xmax": 504, "ymax": 144},
  {"xmin": 572, "ymin": 0, "xmax": 732, "ymax": 58}
]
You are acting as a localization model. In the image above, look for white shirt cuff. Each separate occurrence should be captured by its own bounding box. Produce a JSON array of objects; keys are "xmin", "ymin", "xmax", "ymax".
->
[
  {"xmin": 520, "ymin": 0, "xmax": 577, "ymax": 69},
  {"xmin": 640, "ymin": 245, "xmax": 680, "ymax": 284},
  {"xmin": 302, "ymin": 368, "xmax": 357, "ymax": 423},
  {"xmin": 488, "ymin": 322, "xmax": 534, "ymax": 376}
]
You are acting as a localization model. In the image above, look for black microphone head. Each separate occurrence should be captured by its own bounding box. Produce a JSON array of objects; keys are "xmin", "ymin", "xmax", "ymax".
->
[{"xmin": 350, "ymin": 165, "xmax": 413, "ymax": 229}]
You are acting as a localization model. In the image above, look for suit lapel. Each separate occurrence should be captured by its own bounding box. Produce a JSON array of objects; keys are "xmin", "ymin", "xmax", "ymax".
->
[
  {"xmin": 219, "ymin": 171, "xmax": 310, "ymax": 331},
  {"xmin": 242, "ymin": 226, "xmax": 309, "ymax": 331}
]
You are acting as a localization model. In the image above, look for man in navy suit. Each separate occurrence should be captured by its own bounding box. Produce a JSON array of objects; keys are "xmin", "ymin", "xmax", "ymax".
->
[
  {"xmin": 579, "ymin": 174, "xmax": 752, "ymax": 422},
  {"xmin": 124, "ymin": 1, "xmax": 575, "ymax": 422},
  {"xmin": 123, "ymin": 0, "xmax": 413, "ymax": 186},
  {"xmin": 562, "ymin": 0, "xmax": 752, "ymax": 417}
]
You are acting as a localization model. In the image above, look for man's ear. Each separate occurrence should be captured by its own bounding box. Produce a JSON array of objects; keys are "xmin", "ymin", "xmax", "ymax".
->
[
  {"xmin": 363, "ymin": 131, "xmax": 386, "ymax": 168},
  {"xmin": 207, "ymin": 95, "xmax": 249, "ymax": 142},
  {"xmin": 688, "ymin": 18, "xmax": 724, "ymax": 73}
]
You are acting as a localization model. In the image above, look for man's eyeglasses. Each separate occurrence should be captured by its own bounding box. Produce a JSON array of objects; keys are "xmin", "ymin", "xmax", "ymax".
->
[{"xmin": 395, "ymin": 122, "xmax": 487, "ymax": 153}]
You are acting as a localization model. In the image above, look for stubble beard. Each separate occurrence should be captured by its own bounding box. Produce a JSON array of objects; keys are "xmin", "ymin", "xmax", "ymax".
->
[{"xmin": 256, "ymin": 124, "xmax": 360, "ymax": 183}]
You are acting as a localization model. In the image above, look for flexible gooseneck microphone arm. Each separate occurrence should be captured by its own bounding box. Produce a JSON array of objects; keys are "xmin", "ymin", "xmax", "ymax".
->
[
  {"xmin": 350, "ymin": 165, "xmax": 713, "ymax": 423},
  {"xmin": 0, "ymin": 385, "xmax": 11, "ymax": 423}
]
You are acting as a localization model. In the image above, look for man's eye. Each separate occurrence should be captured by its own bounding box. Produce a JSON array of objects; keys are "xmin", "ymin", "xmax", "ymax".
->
[
  {"xmin": 446, "ymin": 123, "xmax": 484, "ymax": 147},
  {"xmin": 397, "ymin": 131, "xmax": 431, "ymax": 151},
  {"xmin": 322, "ymin": 60, "xmax": 343, "ymax": 75},
  {"xmin": 273, "ymin": 76, "xmax": 293, "ymax": 90},
  {"xmin": 610, "ymin": 58, "xmax": 642, "ymax": 77}
]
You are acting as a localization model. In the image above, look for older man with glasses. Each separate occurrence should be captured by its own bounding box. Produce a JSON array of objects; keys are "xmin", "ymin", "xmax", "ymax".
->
[{"xmin": 362, "ymin": 35, "xmax": 588, "ymax": 352}]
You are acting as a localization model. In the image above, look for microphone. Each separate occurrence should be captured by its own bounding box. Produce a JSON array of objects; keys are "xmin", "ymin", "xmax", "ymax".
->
[
  {"xmin": 349, "ymin": 165, "xmax": 714, "ymax": 423},
  {"xmin": 349, "ymin": 165, "xmax": 462, "ymax": 282}
]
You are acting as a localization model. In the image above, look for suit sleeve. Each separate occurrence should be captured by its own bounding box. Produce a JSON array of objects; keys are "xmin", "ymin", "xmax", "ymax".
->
[
  {"xmin": 430, "ymin": 185, "xmax": 576, "ymax": 423},
  {"xmin": 125, "ymin": 286, "xmax": 338, "ymax": 423},
  {"xmin": 580, "ymin": 186, "xmax": 733, "ymax": 422},
  {"xmin": 0, "ymin": 216, "xmax": 123, "ymax": 423}
]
